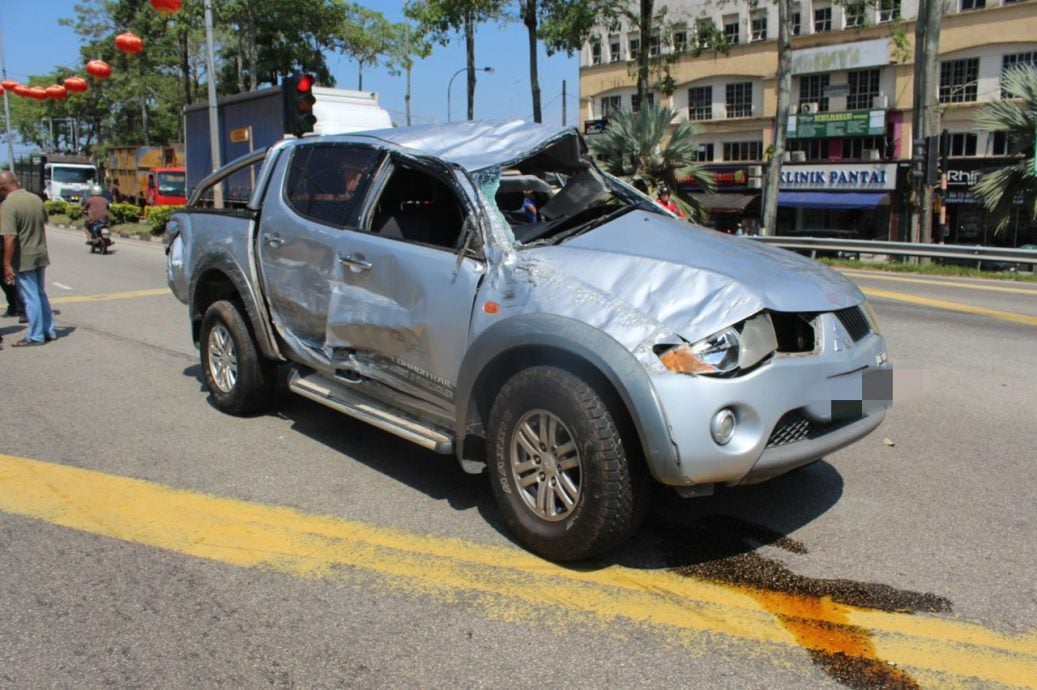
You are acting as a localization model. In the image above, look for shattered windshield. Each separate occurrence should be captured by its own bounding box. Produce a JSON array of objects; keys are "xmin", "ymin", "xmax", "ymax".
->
[{"xmin": 490, "ymin": 159, "xmax": 662, "ymax": 247}]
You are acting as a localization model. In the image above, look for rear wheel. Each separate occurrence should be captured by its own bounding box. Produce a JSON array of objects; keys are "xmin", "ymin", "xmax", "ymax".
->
[
  {"xmin": 487, "ymin": 366, "xmax": 648, "ymax": 561},
  {"xmin": 199, "ymin": 300, "xmax": 275, "ymax": 415}
]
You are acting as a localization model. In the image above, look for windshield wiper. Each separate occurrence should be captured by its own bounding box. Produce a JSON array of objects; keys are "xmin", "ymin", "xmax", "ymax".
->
[{"xmin": 544, "ymin": 204, "xmax": 643, "ymax": 245}]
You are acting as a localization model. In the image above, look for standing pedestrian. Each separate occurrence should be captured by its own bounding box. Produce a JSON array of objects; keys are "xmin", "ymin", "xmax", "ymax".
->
[{"xmin": 1, "ymin": 171, "xmax": 57, "ymax": 347}]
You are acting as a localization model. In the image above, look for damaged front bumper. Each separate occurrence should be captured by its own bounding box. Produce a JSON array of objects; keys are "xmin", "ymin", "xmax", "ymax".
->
[{"xmin": 645, "ymin": 316, "xmax": 892, "ymax": 488}]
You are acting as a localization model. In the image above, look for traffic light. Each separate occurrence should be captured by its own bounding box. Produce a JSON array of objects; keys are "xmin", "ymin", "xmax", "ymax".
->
[
  {"xmin": 283, "ymin": 73, "xmax": 317, "ymax": 137},
  {"xmin": 911, "ymin": 137, "xmax": 940, "ymax": 186}
]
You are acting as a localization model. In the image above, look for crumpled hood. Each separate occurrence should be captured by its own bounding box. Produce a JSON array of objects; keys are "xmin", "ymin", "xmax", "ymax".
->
[{"xmin": 519, "ymin": 210, "xmax": 863, "ymax": 346}]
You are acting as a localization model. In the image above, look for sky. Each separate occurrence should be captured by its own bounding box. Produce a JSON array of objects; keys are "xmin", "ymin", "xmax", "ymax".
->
[{"xmin": 0, "ymin": 2, "xmax": 583, "ymax": 157}]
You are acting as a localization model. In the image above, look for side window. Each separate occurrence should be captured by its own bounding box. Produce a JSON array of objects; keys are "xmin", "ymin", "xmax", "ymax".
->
[
  {"xmin": 191, "ymin": 153, "xmax": 266, "ymax": 211},
  {"xmin": 285, "ymin": 144, "xmax": 380, "ymax": 228},
  {"xmin": 368, "ymin": 162, "xmax": 467, "ymax": 251}
]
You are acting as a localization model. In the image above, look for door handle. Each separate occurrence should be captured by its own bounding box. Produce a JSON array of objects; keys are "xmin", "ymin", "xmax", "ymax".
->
[
  {"xmin": 340, "ymin": 254, "xmax": 372, "ymax": 271},
  {"xmin": 263, "ymin": 233, "xmax": 285, "ymax": 247}
]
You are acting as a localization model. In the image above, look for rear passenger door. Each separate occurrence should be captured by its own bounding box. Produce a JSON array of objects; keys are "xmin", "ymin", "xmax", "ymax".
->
[{"xmin": 323, "ymin": 155, "xmax": 485, "ymax": 413}]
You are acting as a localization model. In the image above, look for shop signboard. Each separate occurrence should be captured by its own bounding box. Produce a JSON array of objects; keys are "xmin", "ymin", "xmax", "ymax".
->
[
  {"xmin": 584, "ymin": 119, "xmax": 607, "ymax": 135},
  {"xmin": 678, "ymin": 165, "xmax": 759, "ymax": 190},
  {"xmin": 779, "ymin": 163, "xmax": 897, "ymax": 190},
  {"xmin": 788, "ymin": 109, "xmax": 886, "ymax": 139}
]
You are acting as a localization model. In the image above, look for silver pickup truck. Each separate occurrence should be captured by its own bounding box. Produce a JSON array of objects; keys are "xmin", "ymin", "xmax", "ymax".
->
[{"xmin": 166, "ymin": 121, "xmax": 892, "ymax": 561}]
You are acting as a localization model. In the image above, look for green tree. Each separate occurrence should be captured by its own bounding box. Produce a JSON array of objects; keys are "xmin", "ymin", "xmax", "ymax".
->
[
  {"xmin": 587, "ymin": 102, "xmax": 716, "ymax": 221},
  {"xmin": 409, "ymin": 0, "xmax": 508, "ymax": 120},
  {"xmin": 972, "ymin": 65, "xmax": 1037, "ymax": 237},
  {"xmin": 336, "ymin": 3, "xmax": 405, "ymax": 91}
]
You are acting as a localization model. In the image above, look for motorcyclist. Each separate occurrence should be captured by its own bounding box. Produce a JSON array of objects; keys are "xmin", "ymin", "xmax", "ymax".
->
[{"xmin": 83, "ymin": 184, "xmax": 110, "ymax": 244}]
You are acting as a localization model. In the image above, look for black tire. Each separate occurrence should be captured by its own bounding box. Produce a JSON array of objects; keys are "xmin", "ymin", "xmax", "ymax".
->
[
  {"xmin": 487, "ymin": 365, "xmax": 648, "ymax": 561},
  {"xmin": 100, "ymin": 240, "xmax": 108, "ymax": 255},
  {"xmin": 199, "ymin": 299, "xmax": 275, "ymax": 415}
]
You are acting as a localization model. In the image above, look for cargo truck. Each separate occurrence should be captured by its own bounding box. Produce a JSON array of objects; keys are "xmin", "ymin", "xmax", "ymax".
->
[
  {"xmin": 106, "ymin": 145, "xmax": 187, "ymax": 207},
  {"xmin": 14, "ymin": 153, "xmax": 98, "ymax": 203},
  {"xmin": 184, "ymin": 82, "xmax": 392, "ymax": 203}
]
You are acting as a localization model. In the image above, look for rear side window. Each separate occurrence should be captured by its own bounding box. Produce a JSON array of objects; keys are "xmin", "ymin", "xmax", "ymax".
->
[{"xmin": 285, "ymin": 144, "xmax": 380, "ymax": 228}]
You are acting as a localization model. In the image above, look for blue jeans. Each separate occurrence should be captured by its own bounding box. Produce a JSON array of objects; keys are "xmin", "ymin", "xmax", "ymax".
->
[{"xmin": 15, "ymin": 267, "xmax": 56, "ymax": 343}]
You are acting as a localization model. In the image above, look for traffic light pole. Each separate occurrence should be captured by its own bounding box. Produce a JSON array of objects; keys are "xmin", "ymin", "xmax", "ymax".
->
[{"xmin": 203, "ymin": 0, "xmax": 223, "ymax": 208}]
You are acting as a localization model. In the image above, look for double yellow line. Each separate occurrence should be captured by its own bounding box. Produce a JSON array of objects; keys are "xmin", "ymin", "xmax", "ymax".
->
[{"xmin": 1, "ymin": 453, "xmax": 1034, "ymax": 687}]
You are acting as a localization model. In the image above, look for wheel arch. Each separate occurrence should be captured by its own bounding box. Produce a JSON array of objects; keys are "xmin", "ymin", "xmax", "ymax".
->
[
  {"xmin": 188, "ymin": 253, "xmax": 280, "ymax": 361},
  {"xmin": 454, "ymin": 314, "xmax": 681, "ymax": 484}
]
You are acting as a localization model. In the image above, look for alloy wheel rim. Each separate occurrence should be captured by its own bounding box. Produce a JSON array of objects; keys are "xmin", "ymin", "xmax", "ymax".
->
[
  {"xmin": 207, "ymin": 324, "xmax": 237, "ymax": 393},
  {"xmin": 509, "ymin": 409, "xmax": 582, "ymax": 522}
]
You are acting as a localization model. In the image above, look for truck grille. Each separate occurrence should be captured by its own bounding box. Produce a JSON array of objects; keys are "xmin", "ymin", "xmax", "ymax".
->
[
  {"xmin": 766, "ymin": 410, "xmax": 813, "ymax": 447},
  {"xmin": 834, "ymin": 306, "xmax": 871, "ymax": 342}
]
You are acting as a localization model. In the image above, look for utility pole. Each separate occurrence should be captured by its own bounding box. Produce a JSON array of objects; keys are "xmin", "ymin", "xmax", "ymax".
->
[
  {"xmin": 910, "ymin": 0, "xmax": 943, "ymax": 245},
  {"xmin": 562, "ymin": 80, "xmax": 566, "ymax": 127},
  {"xmin": 0, "ymin": 23, "xmax": 16, "ymax": 170},
  {"xmin": 203, "ymin": 0, "xmax": 223, "ymax": 208},
  {"xmin": 761, "ymin": 0, "xmax": 793, "ymax": 236}
]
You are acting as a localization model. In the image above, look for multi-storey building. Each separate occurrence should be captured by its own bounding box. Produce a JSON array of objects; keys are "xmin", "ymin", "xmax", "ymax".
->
[{"xmin": 579, "ymin": 0, "xmax": 1037, "ymax": 244}]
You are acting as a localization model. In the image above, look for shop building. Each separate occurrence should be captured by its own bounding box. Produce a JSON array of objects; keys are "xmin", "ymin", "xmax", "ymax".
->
[{"xmin": 579, "ymin": 0, "xmax": 1037, "ymax": 244}]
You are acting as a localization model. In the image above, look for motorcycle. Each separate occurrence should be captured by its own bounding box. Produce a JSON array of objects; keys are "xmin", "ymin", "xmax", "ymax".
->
[{"xmin": 86, "ymin": 218, "xmax": 114, "ymax": 255}]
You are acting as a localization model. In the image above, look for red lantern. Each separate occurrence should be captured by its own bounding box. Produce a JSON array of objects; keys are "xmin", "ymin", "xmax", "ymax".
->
[
  {"xmin": 46, "ymin": 85, "xmax": 68, "ymax": 100},
  {"xmin": 1, "ymin": 79, "xmax": 17, "ymax": 91},
  {"xmin": 13, "ymin": 85, "xmax": 31, "ymax": 97},
  {"xmin": 63, "ymin": 76, "xmax": 89, "ymax": 93},
  {"xmin": 115, "ymin": 32, "xmax": 143, "ymax": 55},
  {"xmin": 86, "ymin": 59, "xmax": 112, "ymax": 79},
  {"xmin": 150, "ymin": 0, "xmax": 182, "ymax": 14},
  {"xmin": 29, "ymin": 87, "xmax": 49, "ymax": 100}
]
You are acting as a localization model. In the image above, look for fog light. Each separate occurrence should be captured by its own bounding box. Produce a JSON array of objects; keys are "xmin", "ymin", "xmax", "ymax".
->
[{"xmin": 710, "ymin": 408, "xmax": 737, "ymax": 445}]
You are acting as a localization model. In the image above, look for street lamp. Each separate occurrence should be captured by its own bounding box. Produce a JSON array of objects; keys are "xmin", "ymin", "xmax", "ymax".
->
[{"xmin": 447, "ymin": 66, "xmax": 494, "ymax": 122}]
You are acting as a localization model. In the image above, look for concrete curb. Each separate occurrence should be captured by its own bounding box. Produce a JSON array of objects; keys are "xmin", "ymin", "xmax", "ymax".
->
[{"xmin": 48, "ymin": 223, "xmax": 162, "ymax": 243}]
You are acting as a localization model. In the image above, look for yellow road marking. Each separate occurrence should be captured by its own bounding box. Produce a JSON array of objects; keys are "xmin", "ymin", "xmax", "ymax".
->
[
  {"xmin": 50, "ymin": 288, "xmax": 170, "ymax": 305},
  {"xmin": 843, "ymin": 270, "xmax": 1037, "ymax": 295},
  {"xmin": 0, "ymin": 454, "xmax": 1034, "ymax": 686},
  {"xmin": 862, "ymin": 287, "xmax": 1037, "ymax": 327}
]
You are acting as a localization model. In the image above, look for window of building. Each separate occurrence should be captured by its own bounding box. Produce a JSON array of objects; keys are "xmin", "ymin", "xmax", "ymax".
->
[
  {"xmin": 814, "ymin": 5, "xmax": 832, "ymax": 32},
  {"xmin": 792, "ymin": 11, "xmax": 802, "ymax": 35},
  {"xmin": 649, "ymin": 32, "xmax": 661, "ymax": 57},
  {"xmin": 609, "ymin": 34, "xmax": 621, "ymax": 62},
  {"xmin": 787, "ymin": 139, "xmax": 827, "ymax": 161},
  {"xmin": 696, "ymin": 19, "xmax": 717, "ymax": 49},
  {"xmin": 688, "ymin": 86, "xmax": 713, "ymax": 121},
  {"xmin": 841, "ymin": 136, "xmax": 887, "ymax": 159},
  {"xmin": 673, "ymin": 28, "xmax": 688, "ymax": 53},
  {"xmin": 960, "ymin": 0, "xmax": 985, "ymax": 10},
  {"xmin": 631, "ymin": 93, "xmax": 655, "ymax": 113},
  {"xmin": 1002, "ymin": 51, "xmax": 1037, "ymax": 96},
  {"xmin": 628, "ymin": 33, "xmax": 640, "ymax": 60},
  {"xmin": 948, "ymin": 132, "xmax": 978, "ymax": 156},
  {"xmin": 695, "ymin": 143, "xmax": 715, "ymax": 162},
  {"xmin": 848, "ymin": 68, "xmax": 881, "ymax": 110},
  {"xmin": 601, "ymin": 95, "xmax": 622, "ymax": 118},
  {"xmin": 991, "ymin": 132, "xmax": 1009, "ymax": 156},
  {"xmin": 591, "ymin": 41, "xmax": 602, "ymax": 65},
  {"xmin": 939, "ymin": 58, "xmax": 979, "ymax": 103},
  {"xmin": 723, "ymin": 141, "xmax": 763, "ymax": 161},
  {"xmin": 879, "ymin": 0, "xmax": 901, "ymax": 22},
  {"xmin": 845, "ymin": 4, "xmax": 865, "ymax": 27},
  {"xmin": 751, "ymin": 13, "xmax": 768, "ymax": 41},
  {"xmin": 723, "ymin": 15, "xmax": 740, "ymax": 44},
  {"xmin": 799, "ymin": 74, "xmax": 830, "ymax": 112},
  {"xmin": 726, "ymin": 82, "xmax": 753, "ymax": 118}
]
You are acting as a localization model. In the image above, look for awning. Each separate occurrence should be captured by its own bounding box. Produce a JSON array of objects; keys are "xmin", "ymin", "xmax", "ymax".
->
[
  {"xmin": 777, "ymin": 192, "xmax": 889, "ymax": 210},
  {"xmin": 689, "ymin": 192, "xmax": 759, "ymax": 212}
]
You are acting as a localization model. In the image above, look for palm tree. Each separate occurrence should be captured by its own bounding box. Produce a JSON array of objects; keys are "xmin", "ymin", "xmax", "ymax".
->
[
  {"xmin": 588, "ymin": 103, "xmax": 716, "ymax": 221},
  {"xmin": 972, "ymin": 65, "xmax": 1037, "ymax": 237}
]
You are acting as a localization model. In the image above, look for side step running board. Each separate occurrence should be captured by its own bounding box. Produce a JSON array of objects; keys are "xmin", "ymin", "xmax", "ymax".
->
[{"xmin": 288, "ymin": 369, "xmax": 454, "ymax": 454}]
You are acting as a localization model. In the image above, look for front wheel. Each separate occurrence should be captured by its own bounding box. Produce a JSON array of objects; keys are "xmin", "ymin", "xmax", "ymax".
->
[
  {"xmin": 487, "ymin": 366, "xmax": 648, "ymax": 561},
  {"xmin": 199, "ymin": 300, "xmax": 275, "ymax": 415}
]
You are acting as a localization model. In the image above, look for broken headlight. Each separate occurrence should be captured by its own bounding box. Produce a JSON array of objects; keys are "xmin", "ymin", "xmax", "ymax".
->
[{"xmin": 657, "ymin": 312, "xmax": 778, "ymax": 377}]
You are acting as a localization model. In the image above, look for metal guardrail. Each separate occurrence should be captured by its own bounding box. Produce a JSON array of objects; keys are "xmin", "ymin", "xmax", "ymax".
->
[{"xmin": 747, "ymin": 236, "xmax": 1037, "ymax": 266}]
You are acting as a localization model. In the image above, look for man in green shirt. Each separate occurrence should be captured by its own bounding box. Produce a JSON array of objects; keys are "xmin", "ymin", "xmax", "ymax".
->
[{"xmin": 1, "ymin": 171, "xmax": 56, "ymax": 346}]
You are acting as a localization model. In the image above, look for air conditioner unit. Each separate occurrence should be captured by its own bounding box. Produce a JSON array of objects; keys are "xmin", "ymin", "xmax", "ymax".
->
[
  {"xmin": 747, "ymin": 165, "xmax": 763, "ymax": 177},
  {"xmin": 800, "ymin": 102, "xmax": 819, "ymax": 115},
  {"xmin": 782, "ymin": 151, "xmax": 792, "ymax": 162},
  {"xmin": 790, "ymin": 151, "xmax": 807, "ymax": 162},
  {"xmin": 863, "ymin": 148, "xmax": 881, "ymax": 161},
  {"xmin": 747, "ymin": 178, "xmax": 763, "ymax": 189},
  {"xmin": 789, "ymin": 104, "xmax": 800, "ymax": 115},
  {"xmin": 872, "ymin": 94, "xmax": 888, "ymax": 110}
]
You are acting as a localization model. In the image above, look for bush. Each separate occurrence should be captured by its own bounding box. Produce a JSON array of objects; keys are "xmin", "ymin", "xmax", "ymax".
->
[
  {"xmin": 66, "ymin": 205, "xmax": 83, "ymax": 221},
  {"xmin": 109, "ymin": 202, "xmax": 142, "ymax": 225},
  {"xmin": 44, "ymin": 199, "xmax": 68, "ymax": 216},
  {"xmin": 145, "ymin": 204, "xmax": 184, "ymax": 232}
]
